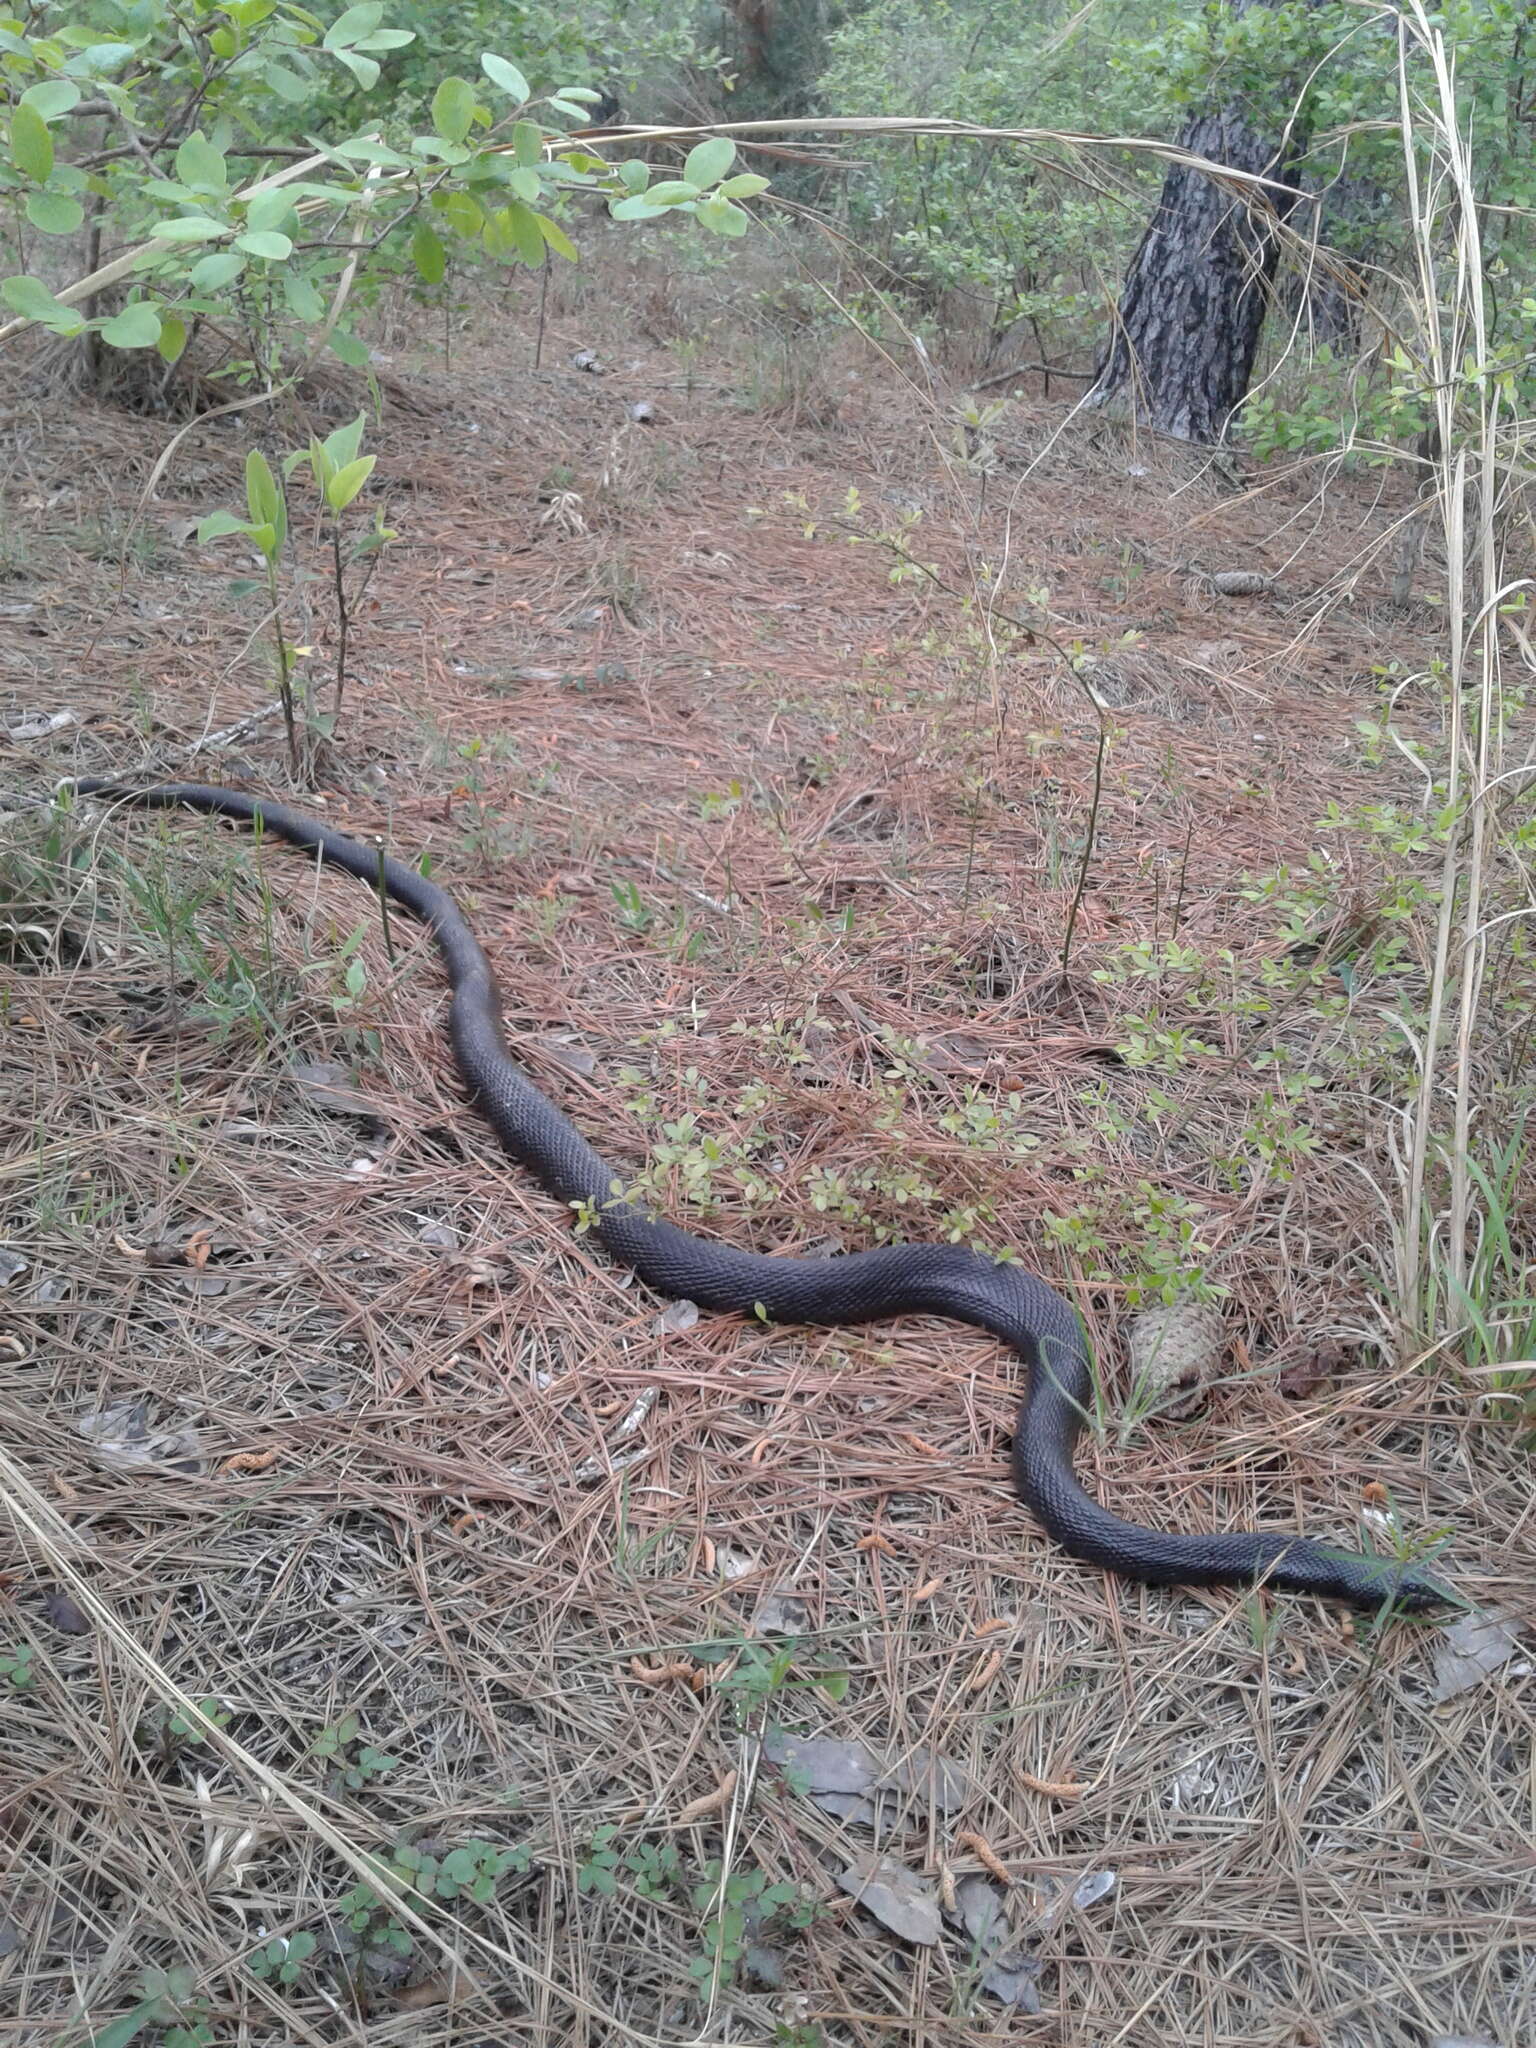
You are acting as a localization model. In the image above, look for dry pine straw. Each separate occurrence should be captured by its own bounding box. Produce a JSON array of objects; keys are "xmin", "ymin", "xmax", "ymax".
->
[{"xmin": 1, "ymin": 287, "xmax": 1533, "ymax": 2048}]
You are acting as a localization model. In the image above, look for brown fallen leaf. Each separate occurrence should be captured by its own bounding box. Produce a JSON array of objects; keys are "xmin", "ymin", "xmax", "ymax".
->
[
  {"xmin": 675, "ymin": 1771, "xmax": 738, "ymax": 1825},
  {"xmin": 956, "ymin": 1830, "xmax": 1012, "ymax": 1885},
  {"xmin": 393, "ymin": 1967, "xmax": 477, "ymax": 2011}
]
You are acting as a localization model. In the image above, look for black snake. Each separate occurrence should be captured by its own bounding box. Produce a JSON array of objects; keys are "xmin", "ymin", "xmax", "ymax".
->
[{"xmin": 72, "ymin": 780, "xmax": 1450, "ymax": 1614}]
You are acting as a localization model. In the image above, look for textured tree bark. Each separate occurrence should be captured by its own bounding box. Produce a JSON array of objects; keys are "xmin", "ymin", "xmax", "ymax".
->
[{"xmin": 1089, "ymin": 105, "xmax": 1307, "ymax": 442}]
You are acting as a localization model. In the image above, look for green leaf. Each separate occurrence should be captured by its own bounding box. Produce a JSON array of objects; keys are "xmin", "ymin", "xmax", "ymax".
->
[
  {"xmin": 245, "ymin": 448, "xmax": 285, "ymax": 548},
  {"xmin": 608, "ymin": 194, "xmax": 669, "ymax": 222},
  {"xmin": 329, "ymin": 328, "xmax": 370, "ymax": 367},
  {"xmin": 683, "ymin": 138, "xmax": 735, "ymax": 189},
  {"xmin": 480, "ymin": 52, "xmax": 530, "ymax": 101},
  {"xmin": 26, "ymin": 191, "xmax": 84, "ymax": 235},
  {"xmin": 175, "ymin": 132, "xmax": 227, "ymax": 193},
  {"xmin": 282, "ymin": 269, "xmax": 323, "ymax": 319},
  {"xmin": 537, "ymin": 213, "xmax": 578, "ymax": 261},
  {"xmin": 156, "ymin": 312, "xmax": 188, "ymax": 363},
  {"xmin": 410, "ymin": 219, "xmax": 445, "ymax": 284},
  {"xmin": 716, "ymin": 173, "xmax": 769, "ymax": 200},
  {"xmin": 0, "ymin": 273, "xmax": 85, "ymax": 335},
  {"xmin": 79, "ymin": 2004, "xmax": 160, "ymax": 2048},
  {"xmin": 431, "ymin": 76, "xmax": 477, "ymax": 145},
  {"xmin": 264, "ymin": 62, "xmax": 313, "ymax": 104},
  {"xmin": 504, "ymin": 165, "xmax": 540, "ymax": 203},
  {"xmin": 324, "ymin": 2, "xmax": 383, "ymax": 49},
  {"xmin": 190, "ymin": 250, "xmax": 246, "ymax": 290},
  {"xmin": 511, "ymin": 119, "xmax": 542, "ymax": 167},
  {"xmin": 642, "ymin": 179, "xmax": 703, "ymax": 205},
  {"xmin": 326, "ymin": 454, "xmax": 375, "ymax": 510},
  {"xmin": 244, "ymin": 188, "xmax": 295, "ymax": 234},
  {"xmin": 19, "ymin": 79, "xmax": 81, "ymax": 119},
  {"xmin": 696, "ymin": 194, "xmax": 749, "ymax": 238},
  {"xmin": 323, "ymin": 413, "xmax": 367, "ymax": 469},
  {"xmin": 198, "ymin": 511, "xmax": 253, "ymax": 544},
  {"xmin": 66, "ymin": 41, "xmax": 137, "ymax": 76},
  {"xmin": 332, "ymin": 49, "xmax": 379, "ymax": 88},
  {"xmin": 154, "ymin": 216, "xmax": 229, "ymax": 243},
  {"xmin": 486, "ymin": 200, "xmax": 544, "ymax": 266},
  {"xmin": 10, "ymin": 103, "xmax": 54, "ymax": 183},
  {"xmin": 100, "ymin": 303, "xmax": 163, "ymax": 350},
  {"xmin": 433, "ymin": 189, "xmax": 484, "ymax": 236},
  {"xmin": 234, "ymin": 230, "xmax": 293, "ymax": 260},
  {"xmin": 615, "ymin": 159, "xmax": 650, "ymax": 194}
]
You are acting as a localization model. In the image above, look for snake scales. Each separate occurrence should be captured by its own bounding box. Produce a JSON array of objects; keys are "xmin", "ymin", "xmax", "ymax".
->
[{"xmin": 73, "ymin": 779, "xmax": 1449, "ymax": 1614}]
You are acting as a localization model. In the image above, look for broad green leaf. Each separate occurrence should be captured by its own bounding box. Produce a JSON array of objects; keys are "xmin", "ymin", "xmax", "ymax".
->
[
  {"xmin": 696, "ymin": 194, "xmax": 749, "ymax": 238},
  {"xmin": 175, "ymin": 132, "xmax": 227, "ymax": 192},
  {"xmin": 608, "ymin": 193, "xmax": 669, "ymax": 222},
  {"xmin": 226, "ymin": 0, "xmax": 278, "ymax": 23},
  {"xmin": 505, "ymin": 166, "xmax": 540, "ymax": 203},
  {"xmin": 683, "ymin": 138, "xmax": 735, "ymax": 189},
  {"xmin": 244, "ymin": 448, "xmax": 285, "ymax": 549},
  {"xmin": 480, "ymin": 52, "xmax": 529, "ymax": 101},
  {"xmin": 545, "ymin": 97, "xmax": 588, "ymax": 120},
  {"xmin": 326, "ymin": 454, "xmax": 375, "ymax": 511},
  {"xmin": 100, "ymin": 302, "xmax": 163, "ymax": 349},
  {"xmin": 0, "ymin": 273, "xmax": 85, "ymax": 334},
  {"xmin": 153, "ymin": 216, "xmax": 228, "ymax": 242},
  {"xmin": 190, "ymin": 249, "xmax": 245, "ymax": 289},
  {"xmin": 433, "ymin": 189, "xmax": 484, "ymax": 236},
  {"xmin": 352, "ymin": 28, "xmax": 413, "ymax": 50},
  {"xmin": 717, "ymin": 173, "xmax": 769, "ymax": 200},
  {"xmin": 19, "ymin": 79, "xmax": 80, "ymax": 119},
  {"xmin": 208, "ymin": 24, "xmax": 236, "ymax": 57},
  {"xmin": 26, "ymin": 191, "xmax": 84, "ymax": 234},
  {"xmin": 196, "ymin": 510, "xmax": 251, "ymax": 543},
  {"xmin": 329, "ymin": 328, "xmax": 370, "ymax": 366},
  {"xmin": 511, "ymin": 119, "xmax": 542, "ymax": 167},
  {"xmin": 264, "ymin": 62, "xmax": 312, "ymax": 103},
  {"xmin": 282, "ymin": 269, "xmax": 323, "ymax": 319},
  {"xmin": 244, "ymin": 188, "xmax": 294, "ymax": 234},
  {"xmin": 234, "ymin": 229, "xmax": 293, "ymax": 259},
  {"xmin": 484, "ymin": 200, "xmax": 543, "ymax": 266},
  {"xmin": 10, "ymin": 103, "xmax": 54, "ymax": 183},
  {"xmin": 331, "ymin": 138, "xmax": 412, "ymax": 168},
  {"xmin": 322, "ymin": 413, "xmax": 366, "ymax": 468},
  {"xmin": 62, "ymin": 42, "xmax": 136, "ymax": 76},
  {"xmin": 324, "ymin": 2, "xmax": 383, "ymax": 49},
  {"xmin": 76, "ymin": 2003, "xmax": 159, "ymax": 2048},
  {"xmin": 332, "ymin": 49, "xmax": 379, "ymax": 88},
  {"xmin": 431, "ymin": 76, "xmax": 477, "ymax": 145},
  {"xmin": 410, "ymin": 219, "xmax": 445, "ymax": 284},
  {"xmin": 557, "ymin": 86, "xmax": 600, "ymax": 104},
  {"xmin": 640, "ymin": 180, "xmax": 700, "ymax": 205},
  {"xmin": 615, "ymin": 159, "xmax": 650, "ymax": 193},
  {"xmin": 411, "ymin": 137, "xmax": 470, "ymax": 166},
  {"xmin": 156, "ymin": 312, "xmax": 187, "ymax": 362},
  {"xmin": 537, "ymin": 213, "xmax": 578, "ymax": 261}
]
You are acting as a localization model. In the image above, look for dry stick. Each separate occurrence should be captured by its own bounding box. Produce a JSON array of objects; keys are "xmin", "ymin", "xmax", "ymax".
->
[
  {"xmin": 1060, "ymin": 720, "xmax": 1108, "ymax": 975},
  {"xmin": 534, "ymin": 247, "xmax": 551, "ymax": 369},
  {"xmin": 373, "ymin": 836, "xmax": 396, "ymax": 963}
]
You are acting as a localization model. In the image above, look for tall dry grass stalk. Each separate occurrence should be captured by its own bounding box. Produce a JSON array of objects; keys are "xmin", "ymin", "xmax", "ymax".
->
[{"xmin": 1390, "ymin": 4, "xmax": 1532, "ymax": 1349}]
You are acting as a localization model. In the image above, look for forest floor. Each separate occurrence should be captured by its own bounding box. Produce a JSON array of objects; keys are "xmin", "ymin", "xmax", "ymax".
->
[{"xmin": 1, "ymin": 227, "xmax": 1531, "ymax": 2048}]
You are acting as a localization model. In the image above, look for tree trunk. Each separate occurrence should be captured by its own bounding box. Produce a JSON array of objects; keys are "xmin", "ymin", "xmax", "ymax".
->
[{"xmin": 1089, "ymin": 106, "xmax": 1306, "ymax": 442}]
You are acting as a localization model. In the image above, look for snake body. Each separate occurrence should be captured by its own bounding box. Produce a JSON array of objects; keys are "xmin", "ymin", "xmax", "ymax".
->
[{"xmin": 72, "ymin": 780, "xmax": 1449, "ymax": 1613}]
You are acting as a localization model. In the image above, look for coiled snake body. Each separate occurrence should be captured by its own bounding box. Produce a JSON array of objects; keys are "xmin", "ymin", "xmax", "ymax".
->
[{"xmin": 73, "ymin": 781, "xmax": 1448, "ymax": 1614}]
